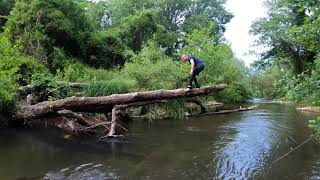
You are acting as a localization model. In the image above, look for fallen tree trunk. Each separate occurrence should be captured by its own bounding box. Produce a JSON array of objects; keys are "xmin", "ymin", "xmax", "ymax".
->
[
  {"xmin": 203, "ymin": 105, "xmax": 258, "ymax": 115},
  {"xmin": 14, "ymin": 84, "xmax": 226, "ymax": 120}
]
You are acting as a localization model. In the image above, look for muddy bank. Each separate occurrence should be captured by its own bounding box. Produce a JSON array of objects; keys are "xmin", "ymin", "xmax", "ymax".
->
[{"xmin": 297, "ymin": 106, "xmax": 320, "ymax": 114}]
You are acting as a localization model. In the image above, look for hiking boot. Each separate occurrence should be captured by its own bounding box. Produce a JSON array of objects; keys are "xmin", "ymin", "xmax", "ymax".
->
[{"xmin": 186, "ymin": 85, "xmax": 192, "ymax": 89}]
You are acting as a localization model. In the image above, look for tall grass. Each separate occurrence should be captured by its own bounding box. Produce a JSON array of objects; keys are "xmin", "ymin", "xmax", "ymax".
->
[
  {"xmin": 162, "ymin": 99, "xmax": 187, "ymax": 120},
  {"xmin": 83, "ymin": 79, "xmax": 135, "ymax": 97}
]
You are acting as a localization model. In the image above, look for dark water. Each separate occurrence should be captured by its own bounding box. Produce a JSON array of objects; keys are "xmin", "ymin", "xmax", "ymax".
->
[{"xmin": 1, "ymin": 99, "xmax": 320, "ymax": 180}]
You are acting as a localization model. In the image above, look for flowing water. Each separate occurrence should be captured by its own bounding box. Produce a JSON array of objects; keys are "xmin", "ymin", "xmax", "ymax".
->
[{"xmin": 1, "ymin": 99, "xmax": 320, "ymax": 179}]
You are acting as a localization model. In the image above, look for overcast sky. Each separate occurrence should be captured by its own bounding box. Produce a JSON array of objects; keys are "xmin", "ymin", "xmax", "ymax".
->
[{"xmin": 224, "ymin": 0, "xmax": 267, "ymax": 66}]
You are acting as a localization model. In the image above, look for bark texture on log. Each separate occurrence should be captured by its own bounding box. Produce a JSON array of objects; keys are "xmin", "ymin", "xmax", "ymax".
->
[{"xmin": 14, "ymin": 84, "xmax": 226, "ymax": 120}]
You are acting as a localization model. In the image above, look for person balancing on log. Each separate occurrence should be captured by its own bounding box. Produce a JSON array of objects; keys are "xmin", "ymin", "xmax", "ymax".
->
[{"xmin": 181, "ymin": 54, "xmax": 205, "ymax": 89}]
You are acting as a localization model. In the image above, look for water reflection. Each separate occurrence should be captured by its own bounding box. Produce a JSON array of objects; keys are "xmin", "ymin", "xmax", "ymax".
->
[
  {"xmin": 212, "ymin": 110, "xmax": 275, "ymax": 179},
  {"xmin": 44, "ymin": 163, "xmax": 119, "ymax": 180},
  {"xmin": 1, "ymin": 100, "xmax": 320, "ymax": 179}
]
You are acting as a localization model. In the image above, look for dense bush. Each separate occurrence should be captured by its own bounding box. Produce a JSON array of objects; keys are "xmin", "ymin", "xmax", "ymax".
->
[
  {"xmin": 0, "ymin": 74, "xmax": 16, "ymax": 113},
  {"xmin": 124, "ymin": 41, "xmax": 186, "ymax": 90},
  {"xmin": 0, "ymin": 37, "xmax": 46, "ymax": 112},
  {"xmin": 31, "ymin": 73, "xmax": 74, "ymax": 101},
  {"xmin": 0, "ymin": 37, "xmax": 47, "ymax": 85},
  {"xmin": 4, "ymin": 0, "xmax": 92, "ymax": 68},
  {"xmin": 254, "ymin": 56, "xmax": 320, "ymax": 105},
  {"xmin": 57, "ymin": 61, "xmax": 119, "ymax": 83},
  {"xmin": 250, "ymin": 66, "xmax": 283, "ymax": 99},
  {"xmin": 309, "ymin": 117, "xmax": 320, "ymax": 140}
]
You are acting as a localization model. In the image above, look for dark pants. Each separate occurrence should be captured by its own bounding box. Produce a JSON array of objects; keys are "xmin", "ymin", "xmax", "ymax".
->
[{"xmin": 188, "ymin": 63, "xmax": 205, "ymax": 88}]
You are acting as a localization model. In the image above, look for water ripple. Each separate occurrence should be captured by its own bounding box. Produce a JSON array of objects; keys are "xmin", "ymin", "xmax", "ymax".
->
[{"xmin": 44, "ymin": 163, "xmax": 119, "ymax": 180}]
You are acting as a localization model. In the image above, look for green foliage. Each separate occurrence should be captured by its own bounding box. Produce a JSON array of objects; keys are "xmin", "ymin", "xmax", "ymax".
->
[
  {"xmin": 276, "ymin": 72, "xmax": 320, "ymax": 104},
  {"xmin": 251, "ymin": 0, "xmax": 320, "ymax": 74},
  {"xmin": 31, "ymin": 73, "xmax": 74, "ymax": 100},
  {"xmin": 0, "ymin": 36, "xmax": 45, "ymax": 112},
  {"xmin": 57, "ymin": 60, "xmax": 135, "ymax": 97},
  {"xmin": 250, "ymin": 0, "xmax": 320, "ymax": 104},
  {"xmin": 0, "ymin": 0, "xmax": 256, "ymax": 119},
  {"xmin": 106, "ymin": 0, "xmax": 232, "ymax": 56},
  {"xmin": 0, "ymin": 40, "xmax": 47, "ymax": 85},
  {"xmin": 51, "ymin": 47, "xmax": 71, "ymax": 73},
  {"xmin": 124, "ymin": 41, "xmax": 185, "ymax": 90},
  {"xmin": 250, "ymin": 66, "xmax": 283, "ymax": 99},
  {"xmin": 308, "ymin": 117, "xmax": 320, "ymax": 140},
  {"xmin": 2, "ymin": 0, "xmax": 234, "ymax": 69},
  {"xmin": 84, "ymin": 1, "xmax": 110, "ymax": 30},
  {"xmin": 139, "ymin": 99, "xmax": 187, "ymax": 121},
  {"xmin": 57, "ymin": 61, "xmax": 119, "ymax": 83},
  {"xmin": 253, "ymin": 56, "xmax": 320, "ymax": 104},
  {"xmin": 216, "ymin": 82, "xmax": 253, "ymax": 103},
  {"xmin": 116, "ymin": 9, "xmax": 158, "ymax": 52},
  {"xmin": 83, "ymin": 79, "xmax": 134, "ymax": 97},
  {"xmin": 86, "ymin": 31, "xmax": 128, "ymax": 68},
  {"xmin": 4, "ymin": 0, "xmax": 93, "ymax": 70},
  {"xmin": 162, "ymin": 99, "xmax": 187, "ymax": 120},
  {"xmin": 0, "ymin": 74, "xmax": 16, "ymax": 113}
]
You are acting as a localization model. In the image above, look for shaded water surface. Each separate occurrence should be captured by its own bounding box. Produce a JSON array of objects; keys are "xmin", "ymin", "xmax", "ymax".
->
[{"xmin": 1, "ymin": 99, "xmax": 320, "ymax": 179}]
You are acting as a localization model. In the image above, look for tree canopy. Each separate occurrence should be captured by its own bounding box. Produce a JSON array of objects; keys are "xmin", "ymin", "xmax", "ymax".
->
[{"xmin": 251, "ymin": 0, "xmax": 320, "ymax": 74}]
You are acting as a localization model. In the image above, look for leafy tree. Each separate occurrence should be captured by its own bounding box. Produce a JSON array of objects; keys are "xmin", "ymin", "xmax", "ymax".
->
[
  {"xmin": 4, "ymin": 0, "xmax": 93, "ymax": 71},
  {"xmin": 250, "ymin": 66, "xmax": 283, "ymax": 99},
  {"xmin": 251, "ymin": 0, "xmax": 320, "ymax": 74},
  {"xmin": 123, "ymin": 40, "xmax": 185, "ymax": 90},
  {"xmin": 85, "ymin": 9, "xmax": 159, "ymax": 68},
  {"xmin": 84, "ymin": 1, "xmax": 110, "ymax": 30},
  {"xmin": 106, "ymin": 0, "xmax": 232, "ymax": 56}
]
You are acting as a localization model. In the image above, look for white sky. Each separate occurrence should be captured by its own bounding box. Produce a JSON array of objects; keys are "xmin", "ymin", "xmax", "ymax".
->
[{"xmin": 224, "ymin": 0, "xmax": 267, "ymax": 66}]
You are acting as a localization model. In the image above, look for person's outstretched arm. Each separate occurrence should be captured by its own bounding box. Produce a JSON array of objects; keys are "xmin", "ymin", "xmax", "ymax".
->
[{"xmin": 190, "ymin": 59, "xmax": 195, "ymax": 76}]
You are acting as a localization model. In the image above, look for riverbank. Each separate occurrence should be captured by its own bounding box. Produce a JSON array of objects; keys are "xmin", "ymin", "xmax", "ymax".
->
[
  {"xmin": 272, "ymin": 99, "xmax": 320, "ymax": 114},
  {"xmin": 297, "ymin": 106, "xmax": 320, "ymax": 114}
]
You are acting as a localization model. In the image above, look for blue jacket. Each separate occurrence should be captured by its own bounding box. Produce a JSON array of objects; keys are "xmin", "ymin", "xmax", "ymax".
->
[{"xmin": 187, "ymin": 56, "xmax": 204, "ymax": 66}]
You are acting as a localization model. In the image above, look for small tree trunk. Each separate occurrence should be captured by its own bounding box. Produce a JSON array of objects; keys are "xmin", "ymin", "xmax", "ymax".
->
[{"xmin": 108, "ymin": 106, "xmax": 119, "ymax": 137}]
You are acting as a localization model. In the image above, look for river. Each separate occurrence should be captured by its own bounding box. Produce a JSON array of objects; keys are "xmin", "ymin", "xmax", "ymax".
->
[{"xmin": 1, "ymin": 99, "xmax": 320, "ymax": 179}]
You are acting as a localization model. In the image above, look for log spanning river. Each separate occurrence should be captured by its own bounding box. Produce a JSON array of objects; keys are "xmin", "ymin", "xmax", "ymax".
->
[{"xmin": 1, "ymin": 99, "xmax": 320, "ymax": 179}]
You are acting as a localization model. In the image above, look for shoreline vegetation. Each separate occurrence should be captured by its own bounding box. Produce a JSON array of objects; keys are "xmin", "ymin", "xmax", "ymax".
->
[
  {"xmin": 0, "ymin": 0, "xmax": 253, "ymax": 135},
  {"xmin": 1, "ymin": 0, "xmax": 320, "ymax": 138}
]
